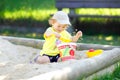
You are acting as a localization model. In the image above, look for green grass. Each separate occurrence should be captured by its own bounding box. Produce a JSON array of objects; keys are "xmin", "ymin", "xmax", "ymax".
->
[
  {"xmin": 76, "ymin": 8, "xmax": 120, "ymax": 16},
  {"xmin": 0, "ymin": 0, "xmax": 57, "ymax": 20},
  {"xmin": 0, "ymin": 0, "xmax": 120, "ymax": 21},
  {"xmin": 79, "ymin": 35, "xmax": 120, "ymax": 46},
  {"xmin": 92, "ymin": 63, "xmax": 120, "ymax": 80},
  {"xmin": 0, "ymin": 29, "xmax": 44, "ymax": 39}
]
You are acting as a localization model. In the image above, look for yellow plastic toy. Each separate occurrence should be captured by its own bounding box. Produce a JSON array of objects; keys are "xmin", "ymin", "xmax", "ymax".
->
[{"xmin": 86, "ymin": 49, "xmax": 103, "ymax": 58}]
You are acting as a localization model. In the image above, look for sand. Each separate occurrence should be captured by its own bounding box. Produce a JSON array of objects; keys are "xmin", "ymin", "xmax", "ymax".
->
[{"xmin": 0, "ymin": 38, "xmax": 87, "ymax": 80}]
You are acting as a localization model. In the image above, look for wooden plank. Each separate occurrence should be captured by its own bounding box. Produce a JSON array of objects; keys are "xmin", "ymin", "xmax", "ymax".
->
[
  {"xmin": 56, "ymin": 0, "xmax": 120, "ymax": 8},
  {"xmin": 1, "ymin": 36, "xmax": 120, "ymax": 50},
  {"xmin": 56, "ymin": 0, "xmax": 120, "ymax": 2},
  {"xmin": 56, "ymin": 2, "xmax": 120, "ymax": 8},
  {"xmin": 27, "ymin": 48, "xmax": 120, "ymax": 80},
  {"xmin": 55, "ymin": 0, "xmax": 120, "ymax": 18}
]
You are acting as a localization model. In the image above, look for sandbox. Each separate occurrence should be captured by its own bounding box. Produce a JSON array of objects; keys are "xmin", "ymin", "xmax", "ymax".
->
[{"xmin": 0, "ymin": 36, "xmax": 120, "ymax": 80}]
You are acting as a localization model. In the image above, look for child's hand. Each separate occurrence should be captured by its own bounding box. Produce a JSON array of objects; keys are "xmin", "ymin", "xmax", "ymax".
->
[
  {"xmin": 76, "ymin": 31, "xmax": 82, "ymax": 37},
  {"xmin": 72, "ymin": 31, "xmax": 82, "ymax": 42},
  {"xmin": 53, "ymin": 32, "xmax": 61, "ymax": 38}
]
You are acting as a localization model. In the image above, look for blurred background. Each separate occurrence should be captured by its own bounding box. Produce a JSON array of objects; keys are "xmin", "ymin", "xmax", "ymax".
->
[{"xmin": 0, "ymin": 0, "xmax": 120, "ymax": 46}]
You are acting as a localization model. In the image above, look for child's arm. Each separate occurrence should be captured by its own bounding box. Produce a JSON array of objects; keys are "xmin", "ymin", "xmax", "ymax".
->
[
  {"xmin": 44, "ymin": 28, "xmax": 60, "ymax": 38},
  {"xmin": 59, "ymin": 31, "xmax": 82, "ymax": 42},
  {"xmin": 44, "ymin": 29, "xmax": 53, "ymax": 37},
  {"xmin": 45, "ymin": 28, "xmax": 82, "ymax": 42}
]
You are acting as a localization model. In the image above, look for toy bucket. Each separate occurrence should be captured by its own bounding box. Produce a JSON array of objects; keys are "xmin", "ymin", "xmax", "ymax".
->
[
  {"xmin": 57, "ymin": 43, "xmax": 77, "ymax": 61},
  {"xmin": 61, "ymin": 56, "xmax": 75, "ymax": 61}
]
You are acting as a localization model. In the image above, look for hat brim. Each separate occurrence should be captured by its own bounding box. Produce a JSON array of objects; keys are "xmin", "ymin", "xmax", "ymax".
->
[{"xmin": 57, "ymin": 20, "xmax": 71, "ymax": 26}]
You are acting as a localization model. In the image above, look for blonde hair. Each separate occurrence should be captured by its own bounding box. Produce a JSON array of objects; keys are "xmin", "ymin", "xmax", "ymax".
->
[{"xmin": 48, "ymin": 19, "xmax": 57, "ymax": 26}]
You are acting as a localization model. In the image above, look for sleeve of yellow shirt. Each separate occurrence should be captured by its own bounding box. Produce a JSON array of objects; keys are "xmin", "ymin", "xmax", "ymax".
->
[
  {"xmin": 43, "ymin": 27, "xmax": 54, "ymax": 39},
  {"xmin": 59, "ymin": 37, "xmax": 71, "ymax": 42},
  {"xmin": 59, "ymin": 30, "xmax": 72, "ymax": 43}
]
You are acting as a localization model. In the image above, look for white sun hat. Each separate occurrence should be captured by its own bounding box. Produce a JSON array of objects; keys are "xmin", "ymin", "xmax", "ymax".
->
[{"xmin": 52, "ymin": 11, "xmax": 71, "ymax": 26}]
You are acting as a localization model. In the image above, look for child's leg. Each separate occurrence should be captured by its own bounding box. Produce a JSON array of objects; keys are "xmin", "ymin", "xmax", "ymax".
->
[
  {"xmin": 36, "ymin": 56, "xmax": 50, "ymax": 64},
  {"xmin": 57, "ymin": 57, "xmax": 62, "ymax": 62}
]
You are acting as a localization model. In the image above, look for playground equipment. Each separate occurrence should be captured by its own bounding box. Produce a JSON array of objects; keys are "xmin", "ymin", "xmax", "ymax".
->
[
  {"xmin": 0, "ymin": 36, "xmax": 120, "ymax": 80},
  {"xmin": 27, "ymin": 48, "xmax": 120, "ymax": 80}
]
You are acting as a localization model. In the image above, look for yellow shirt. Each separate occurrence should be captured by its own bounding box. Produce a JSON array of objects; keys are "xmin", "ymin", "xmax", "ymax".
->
[{"xmin": 40, "ymin": 27, "xmax": 72, "ymax": 56}]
